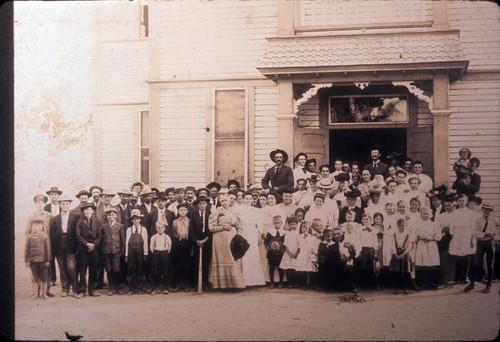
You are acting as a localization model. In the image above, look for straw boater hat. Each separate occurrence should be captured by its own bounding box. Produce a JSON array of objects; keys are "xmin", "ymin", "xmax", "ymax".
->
[
  {"xmin": 88, "ymin": 185, "xmax": 103, "ymax": 194},
  {"xmin": 130, "ymin": 181, "xmax": 145, "ymax": 192},
  {"xmin": 57, "ymin": 196, "xmax": 73, "ymax": 203},
  {"xmin": 75, "ymin": 190, "xmax": 91, "ymax": 199},
  {"xmin": 46, "ymin": 186, "xmax": 63, "ymax": 195},
  {"xmin": 206, "ymin": 182, "xmax": 221, "ymax": 192},
  {"xmin": 269, "ymin": 149, "xmax": 289, "ymax": 163},
  {"xmin": 482, "ymin": 202, "xmax": 494, "ymax": 211},
  {"xmin": 80, "ymin": 202, "xmax": 96, "ymax": 212},
  {"xmin": 33, "ymin": 194, "xmax": 48, "ymax": 203},
  {"xmin": 313, "ymin": 192, "xmax": 326, "ymax": 201},
  {"xmin": 248, "ymin": 183, "xmax": 262, "ymax": 191},
  {"xmin": 99, "ymin": 189, "xmax": 116, "ymax": 197},
  {"xmin": 129, "ymin": 209, "xmax": 144, "ymax": 219},
  {"xmin": 318, "ymin": 177, "xmax": 334, "ymax": 189}
]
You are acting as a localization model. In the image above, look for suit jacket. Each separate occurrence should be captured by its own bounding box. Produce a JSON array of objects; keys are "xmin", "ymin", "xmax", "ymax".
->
[
  {"xmin": 338, "ymin": 206, "xmax": 364, "ymax": 224},
  {"xmin": 117, "ymin": 203, "xmax": 130, "ymax": 226},
  {"xmin": 139, "ymin": 203, "xmax": 155, "ymax": 217},
  {"xmin": 101, "ymin": 221, "xmax": 126, "ymax": 255},
  {"xmin": 209, "ymin": 197, "xmax": 221, "ymax": 208},
  {"xmin": 69, "ymin": 205, "xmax": 84, "ymax": 221},
  {"xmin": 363, "ymin": 161, "xmax": 389, "ymax": 178},
  {"xmin": 44, "ymin": 202, "xmax": 60, "ymax": 216},
  {"xmin": 145, "ymin": 208, "xmax": 176, "ymax": 240},
  {"xmin": 452, "ymin": 172, "xmax": 481, "ymax": 197},
  {"xmin": 189, "ymin": 209, "xmax": 212, "ymax": 243},
  {"xmin": 261, "ymin": 164, "xmax": 294, "ymax": 192},
  {"xmin": 76, "ymin": 217, "xmax": 102, "ymax": 252},
  {"xmin": 49, "ymin": 212, "xmax": 80, "ymax": 257}
]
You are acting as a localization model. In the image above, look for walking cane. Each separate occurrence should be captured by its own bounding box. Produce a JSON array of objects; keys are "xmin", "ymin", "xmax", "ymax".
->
[{"xmin": 198, "ymin": 245, "xmax": 203, "ymax": 294}]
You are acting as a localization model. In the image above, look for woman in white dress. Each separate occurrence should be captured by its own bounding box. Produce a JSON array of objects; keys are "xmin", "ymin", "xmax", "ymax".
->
[
  {"xmin": 449, "ymin": 194, "xmax": 476, "ymax": 284},
  {"xmin": 236, "ymin": 192, "xmax": 265, "ymax": 287}
]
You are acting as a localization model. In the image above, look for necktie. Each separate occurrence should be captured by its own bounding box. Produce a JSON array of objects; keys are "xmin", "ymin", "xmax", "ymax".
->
[
  {"xmin": 160, "ymin": 210, "xmax": 165, "ymax": 223},
  {"xmin": 201, "ymin": 211, "xmax": 205, "ymax": 233},
  {"xmin": 482, "ymin": 219, "xmax": 488, "ymax": 233},
  {"xmin": 135, "ymin": 227, "xmax": 138, "ymax": 234},
  {"xmin": 276, "ymin": 231, "xmax": 280, "ymax": 237}
]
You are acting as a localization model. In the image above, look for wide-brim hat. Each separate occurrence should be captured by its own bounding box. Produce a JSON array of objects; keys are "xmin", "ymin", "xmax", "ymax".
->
[
  {"xmin": 459, "ymin": 147, "xmax": 472, "ymax": 158},
  {"xmin": 99, "ymin": 189, "xmax": 116, "ymax": 197},
  {"xmin": 206, "ymin": 182, "xmax": 221, "ymax": 192},
  {"xmin": 345, "ymin": 189, "xmax": 361, "ymax": 198},
  {"xmin": 57, "ymin": 196, "xmax": 73, "ymax": 203},
  {"xmin": 105, "ymin": 206, "xmax": 118, "ymax": 214},
  {"xmin": 80, "ymin": 202, "xmax": 96, "ymax": 212},
  {"xmin": 427, "ymin": 184, "xmax": 448, "ymax": 198},
  {"xmin": 129, "ymin": 209, "xmax": 144, "ymax": 218},
  {"xmin": 33, "ymin": 194, "xmax": 48, "ymax": 203},
  {"xmin": 313, "ymin": 192, "xmax": 326, "ymax": 200},
  {"xmin": 194, "ymin": 196, "xmax": 209, "ymax": 205},
  {"xmin": 75, "ymin": 190, "xmax": 91, "ymax": 199},
  {"xmin": 227, "ymin": 179, "xmax": 241, "ymax": 189},
  {"xmin": 318, "ymin": 178, "xmax": 334, "ymax": 189},
  {"xmin": 117, "ymin": 189, "xmax": 132, "ymax": 196},
  {"xmin": 130, "ymin": 181, "xmax": 145, "ymax": 192},
  {"xmin": 482, "ymin": 202, "xmax": 494, "ymax": 211},
  {"xmin": 164, "ymin": 187, "xmax": 176, "ymax": 195},
  {"xmin": 334, "ymin": 173, "xmax": 350, "ymax": 182},
  {"xmin": 467, "ymin": 195, "xmax": 482, "ymax": 204},
  {"xmin": 156, "ymin": 192, "xmax": 168, "ymax": 201},
  {"xmin": 88, "ymin": 185, "xmax": 103, "ymax": 194},
  {"xmin": 140, "ymin": 186, "xmax": 154, "ymax": 196},
  {"xmin": 45, "ymin": 186, "xmax": 62, "ymax": 195},
  {"xmin": 230, "ymin": 234, "xmax": 250, "ymax": 260},
  {"xmin": 269, "ymin": 149, "xmax": 289, "ymax": 163}
]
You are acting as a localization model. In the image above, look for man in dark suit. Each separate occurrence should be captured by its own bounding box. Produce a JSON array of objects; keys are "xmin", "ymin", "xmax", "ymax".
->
[
  {"xmin": 189, "ymin": 196, "xmax": 212, "ymax": 291},
  {"xmin": 139, "ymin": 186, "xmax": 155, "ymax": 217},
  {"xmin": 196, "ymin": 188, "xmax": 213, "ymax": 214},
  {"xmin": 363, "ymin": 147, "xmax": 389, "ymax": 178},
  {"xmin": 116, "ymin": 189, "xmax": 132, "ymax": 225},
  {"xmin": 261, "ymin": 149, "xmax": 294, "ymax": 196},
  {"xmin": 49, "ymin": 196, "xmax": 80, "ymax": 298},
  {"xmin": 75, "ymin": 202, "xmax": 102, "ymax": 298},
  {"xmin": 94, "ymin": 190, "xmax": 117, "ymax": 289},
  {"xmin": 71, "ymin": 190, "xmax": 92, "ymax": 219},
  {"xmin": 44, "ymin": 186, "xmax": 62, "ymax": 216},
  {"xmin": 338, "ymin": 190, "xmax": 363, "ymax": 224}
]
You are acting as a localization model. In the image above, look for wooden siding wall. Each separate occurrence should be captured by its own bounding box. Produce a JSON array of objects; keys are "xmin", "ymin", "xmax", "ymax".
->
[
  {"xmin": 448, "ymin": 2, "xmax": 500, "ymax": 71},
  {"xmin": 93, "ymin": 1, "xmax": 142, "ymax": 41},
  {"xmin": 95, "ymin": 41, "xmax": 149, "ymax": 104},
  {"xmin": 99, "ymin": 108, "xmax": 137, "ymax": 191},
  {"xmin": 254, "ymin": 87, "xmax": 279, "ymax": 183},
  {"xmin": 449, "ymin": 80, "xmax": 500, "ymax": 215},
  {"xmin": 156, "ymin": 0, "xmax": 277, "ymax": 80},
  {"xmin": 300, "ymin": 0, "xmax": 432, "ymax": 27},
  {"xmin": 158, "ymin": 87, "xmax": 207, "ymax": 188}
]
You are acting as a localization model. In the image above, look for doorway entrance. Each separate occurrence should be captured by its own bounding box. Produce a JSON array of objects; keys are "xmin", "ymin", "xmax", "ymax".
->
[{"xmin": 329, "ymin": 128, "xmax": 407, "ymax": 167}]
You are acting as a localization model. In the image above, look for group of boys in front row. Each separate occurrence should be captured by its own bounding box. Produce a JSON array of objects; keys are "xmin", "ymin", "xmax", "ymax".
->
[{"xmin": 24, "ymin": 148, "xmax": 499, "ymax": 299}]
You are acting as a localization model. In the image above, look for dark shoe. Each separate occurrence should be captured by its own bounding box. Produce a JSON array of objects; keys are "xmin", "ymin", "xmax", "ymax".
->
[
  {"xmin": 75, "ymin": 293, "xmax": 84, "ymax": 299},
  {"xmin": 464, "ymin": 283, "xmax": 474, "ymax": 292},
  {"xmin": 107, "ymin": 290, "xmax": 114, "ymax": 296},
  {"xmin": 411, "ymin": 281, "xmax": 421, "ymax": 291},
  {"xmin": 184, "ymin": 287, "xmax": 190, "ymax": 292},
  {"xmin": 116, "ymin": 289, "xmax": 124, "ymax": 295},
  {"xmin": 403, "ymin": 288, "xmax": 409, "ymax": 295},
  {"xmin": 89, "ymin": 291, "xmax": 100, "ymax": 297},
  {"xmin": 393, "ymin": 289, "xmax": 400, "ymax": 295},
  {"xmin": 61, "ymin": 291, "xmax": 68, "ymax": 298},
  {"xmin": 127, "ymin": 290, "xmax": 135, "ymax": 295},
  {"xmin": 287, "ymin": 283, "xmax": 293, "ymax": 289},
  {"xmin": 375, "ymin": 285, "xmax": 381, "ymax": 291},
  {"xmin": 45, "ymin": 292, "xmax": 55, "ymax": 298},
  {"xmin": 482, "ymin": 286, "xmax": 490, "ymax": 294},
  {"xmin": 278, "ymin": 283, "xmax": 284, "ymax": 289},
  {"xmin": 269, "ymin": 283, "xmax": 275, "ymax": 289}
]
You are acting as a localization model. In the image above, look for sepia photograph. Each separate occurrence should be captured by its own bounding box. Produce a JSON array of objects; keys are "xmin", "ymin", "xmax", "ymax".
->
[{"xmin": 12, "ymin": 0, "xmax": 500, "ymax": 340}]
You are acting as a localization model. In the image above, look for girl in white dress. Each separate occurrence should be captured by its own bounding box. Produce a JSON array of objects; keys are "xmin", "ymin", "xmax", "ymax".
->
[
  {"xmin": 280, "ymin": 216, "xmax": 300, "ymax": 288},
  {"xmin": 236, "ymin": 192, "xmax": 265, "ymax": 287},
  {"xmin": 295, "ymin": 221, "xmax": 316, "ymax": 289},
  {"xmin": 413, "ymin": 207, "xmax": 441, "ymax": 290}
]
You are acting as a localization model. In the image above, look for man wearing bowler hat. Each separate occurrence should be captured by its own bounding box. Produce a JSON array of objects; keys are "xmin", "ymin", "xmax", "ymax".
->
[
  {"xmin": 363, "ymin": 146, "xmax": 389, "ymax": 178},
  {"xmin": 207, "ymin": 182, "xmax": 222, "ymax": 208},
  {"xmin": 261, "ymin": 149, "xmax": 294, "ymax": 195},
  {"xmin": 71, "ymin": 190, "xmax": 92, "ymax": 219},
  {"xmin": 44, "ymin": 186, "xmax": 62, "ymax": 216}
]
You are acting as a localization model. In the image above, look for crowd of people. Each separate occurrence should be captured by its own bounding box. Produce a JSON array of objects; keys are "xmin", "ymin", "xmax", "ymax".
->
[{"xmin": 24, "ymin": 146, "xmax": 499, "ymax": 300}]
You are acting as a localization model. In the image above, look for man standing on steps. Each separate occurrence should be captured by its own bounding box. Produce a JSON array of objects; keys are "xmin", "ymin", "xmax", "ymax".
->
[{"xmin": 261, "ymin": 149, "xmax": 294, "ymax": 197}]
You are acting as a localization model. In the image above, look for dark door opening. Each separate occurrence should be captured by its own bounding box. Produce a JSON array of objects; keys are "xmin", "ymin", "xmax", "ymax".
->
[{"xmin": 329, "ymin": 128, "xmax": 407, "ymax": 167}]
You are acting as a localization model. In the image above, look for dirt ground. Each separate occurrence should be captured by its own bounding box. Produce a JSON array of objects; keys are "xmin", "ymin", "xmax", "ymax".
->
[{"xmin": 14, "ymin": 237, "xmax": 499, "ymax": 341}]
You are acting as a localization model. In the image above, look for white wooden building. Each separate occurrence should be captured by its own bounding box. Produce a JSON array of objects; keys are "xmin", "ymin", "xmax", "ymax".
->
[{"xmin": 92, "ymin": 0, "xmax": 500, "ymax": 215}]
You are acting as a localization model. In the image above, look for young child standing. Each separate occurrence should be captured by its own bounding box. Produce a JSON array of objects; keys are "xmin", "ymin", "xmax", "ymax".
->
[
  {"xmin": 264, "ymin": 215, "xmax": 286, "ymax": 288},
  {"xmin": 149, "ymin": 221, "xmax": 172, "ymax": 294},
  {"xmin": 317, "ymin": 228, "xmax": 334, "ymax": 291},
  {"xmin": 389, "ymin": 218, "xmax": 413, "ymax": 294},
  {"xmin": 279, "ymin": 216, "xmax": 300, "ymax": 288},
  {"xmin": 359, "ymin": 214, "xmax": 379, "ymax": 290},
  {"xmin": 295, "ymin": 221, "xmax": 315, "ymax": 290},
  {"xmin": 25, "ymin": 219, "xmax": 52, "ymax": 299},
  {"xmin": 101, "ymin": 207, "xmax": 126, "ymax": 296},
  {"xmin": 413, "ymin": 207, "xmax": 441, "ymax": 290},
  {"xmin": 125, "ymin": 209, "xmax": 148, "ymax": 295},
  {"xmin": 171, "ymin": 203, "xmax": 193, "ymax": 292}
]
